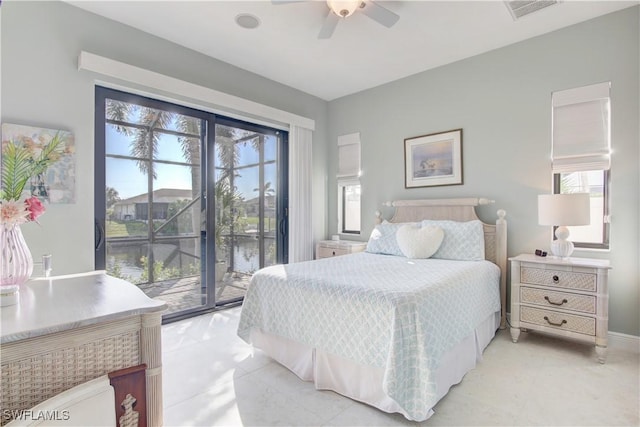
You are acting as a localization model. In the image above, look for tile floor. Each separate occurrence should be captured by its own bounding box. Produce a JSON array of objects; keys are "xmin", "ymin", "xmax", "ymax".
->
[{"xmin": 162, "ymin": 307, "xmax": 639, "ymax": 426}]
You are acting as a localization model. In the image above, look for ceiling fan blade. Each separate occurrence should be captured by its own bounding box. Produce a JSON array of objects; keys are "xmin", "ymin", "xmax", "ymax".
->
[
  {"xmin": 318, "ymin": 11, "xmax": 340, "ymax": 39},
  {"xmin": 359, "ymin": 1, "xmax": 400, "ymax": 28}
]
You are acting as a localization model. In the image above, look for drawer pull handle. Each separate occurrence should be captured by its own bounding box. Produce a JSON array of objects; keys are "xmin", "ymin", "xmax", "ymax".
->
[
  {"xmin": 544, "ymin": 296, "xmax": 568, "ymax": 306},
  {"xmin": 552, "ymin": 275, "xmax": 560, "ymax": 283},
  {"xmin": 332, "ymin": 251, "xmax": 336, "ymax": 256},
  {"xmin": 544, "ymin": 316, "xmax": 567, "ymax": 327}
]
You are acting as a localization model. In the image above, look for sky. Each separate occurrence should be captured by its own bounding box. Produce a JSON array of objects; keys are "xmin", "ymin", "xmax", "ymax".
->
[{"xmin": 105, "ymin": 125, "xmax": 277, "ymax": 201}]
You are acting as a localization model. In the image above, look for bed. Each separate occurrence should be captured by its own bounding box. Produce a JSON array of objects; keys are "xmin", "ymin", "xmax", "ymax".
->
[{"xmin": 237, "ymin": 198, "xmax": 507, "ymax": 421}]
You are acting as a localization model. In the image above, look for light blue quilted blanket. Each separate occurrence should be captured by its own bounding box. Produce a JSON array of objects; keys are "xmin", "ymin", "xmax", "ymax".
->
[{"xmin": 237, "ymin": 252, "xmax": 500, "ymax": 420}]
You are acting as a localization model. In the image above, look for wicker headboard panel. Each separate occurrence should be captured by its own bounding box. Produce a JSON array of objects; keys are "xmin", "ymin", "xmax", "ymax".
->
[{"xmin": 376, "ymin": 198, "xmax": 507, "ymax": 328}]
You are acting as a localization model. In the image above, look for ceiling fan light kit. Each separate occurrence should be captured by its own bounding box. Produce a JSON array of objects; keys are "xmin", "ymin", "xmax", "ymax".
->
[
  {"xmin": 272, "ymin": 0, "xmax": 399, "ymax": 39},
  {"xmin": 327, "ymin": 0, "xmax": 361, "ymax": 18}
]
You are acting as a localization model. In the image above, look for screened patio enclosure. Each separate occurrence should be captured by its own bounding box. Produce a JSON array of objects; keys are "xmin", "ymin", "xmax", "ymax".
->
[{"xmin": 95, "ymin": 86, "xmax": 288, "ymax": 320}]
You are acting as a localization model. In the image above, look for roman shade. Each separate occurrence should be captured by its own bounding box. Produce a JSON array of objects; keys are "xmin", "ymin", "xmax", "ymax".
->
[
  {"xmin": 551, "ymin": 82, "xmax": 611, "ymax": 173},
  {"xmin": 337, "ymin": 132, "xmax": 361, "ymax": 179}
]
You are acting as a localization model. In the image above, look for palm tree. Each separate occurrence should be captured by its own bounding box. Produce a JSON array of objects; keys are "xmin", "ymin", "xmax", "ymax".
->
[
  {"xmin": 106, "ymin": 100, "xmax": 200, "ymax": 180},
  {"xmin": 106, "ymin": 100, "xmax": 202, "ymax": 282},
  {"xmin": 252, "ymin": 181, "xmax": 276, "ymax": 231},
  {"xmin": 105, "ymin": 101, "xmax": 249, "ymax": 281},
  {"xmin": 253, "ymin": 181, "xmax": 275, "ymax": 211},
  {"xmin": 105, "ymin": 186, "xmax": 121, "ymax": 209},
  {"xmin": 253, "ymin": 181, "xmax": 275, "ymax": 196}
]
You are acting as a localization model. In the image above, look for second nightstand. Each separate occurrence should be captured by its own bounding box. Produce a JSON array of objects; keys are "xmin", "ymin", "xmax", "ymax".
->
[
  {"xmin": 510, "ymin": 254, "xmax": 611, "ymax": 363},
  {"xmin": 315, "ymin": 239, "xmax": 367, "ymax": 259}
]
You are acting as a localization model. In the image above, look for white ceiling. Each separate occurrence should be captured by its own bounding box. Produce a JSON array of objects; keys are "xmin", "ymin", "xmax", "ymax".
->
[{"xmin": 67, "ymin": 1, "xmax": 637, "ymax": 101}]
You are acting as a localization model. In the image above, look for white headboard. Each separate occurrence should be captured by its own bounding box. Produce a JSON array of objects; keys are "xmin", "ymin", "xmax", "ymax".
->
[{"xmin": 376, "ymin": 198, "xmax": 507, "ymax": 329}]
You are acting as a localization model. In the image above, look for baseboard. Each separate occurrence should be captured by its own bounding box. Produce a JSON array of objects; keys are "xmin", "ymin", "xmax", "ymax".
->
[
  {"xmin": 506, "ymin": 312, "xmax": 639, "ymax": 353},
  {"xmin": 608, "ymin": 331, "xmax": 640, "ymax": 353}
]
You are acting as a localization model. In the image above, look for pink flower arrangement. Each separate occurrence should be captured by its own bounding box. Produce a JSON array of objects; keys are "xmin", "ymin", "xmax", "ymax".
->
[
  {"xmin": 24, "ymin": 196, "xmax": 46, "ymax": 221},
  {"xmin": 1, "ymin": 135, "xmax": 63, "ymax": 228},
  {"xmin": 0, "ymin": 197, "xmax": 46, "ymax": 227}
]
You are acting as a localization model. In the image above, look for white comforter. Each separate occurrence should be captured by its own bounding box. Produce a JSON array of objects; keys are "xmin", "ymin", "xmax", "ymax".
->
[{"xmin": 237, "ymin": 252, "xmax": 500, "ymax": 420}]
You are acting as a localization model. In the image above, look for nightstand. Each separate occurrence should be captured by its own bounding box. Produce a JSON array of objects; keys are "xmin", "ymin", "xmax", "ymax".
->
[
  {"xmin": 315, "ymin": 239, "xmax": 367, "ymax": 259},
  {"xmin": 509, "ymin": 254, "xmax": 611, "ymax": 363}
]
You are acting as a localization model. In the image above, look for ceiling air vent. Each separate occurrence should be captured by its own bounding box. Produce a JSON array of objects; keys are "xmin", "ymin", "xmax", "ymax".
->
[{"xmin": 505, "ymin": 1, "xmax": 561, "ymax": 20}]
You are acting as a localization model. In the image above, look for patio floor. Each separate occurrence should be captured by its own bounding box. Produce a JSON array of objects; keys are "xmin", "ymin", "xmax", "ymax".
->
[{"xmin": 138, "ymin": 273, "xmax": 250, "ymax": 314}]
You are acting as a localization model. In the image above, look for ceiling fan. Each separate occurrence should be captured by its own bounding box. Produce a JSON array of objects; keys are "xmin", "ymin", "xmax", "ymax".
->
[{"xmin": 273, "ymin": 1, "xmax": 400, "ymax": 39}]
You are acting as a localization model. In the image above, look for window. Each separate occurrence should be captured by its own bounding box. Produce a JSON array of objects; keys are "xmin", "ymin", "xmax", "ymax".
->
[
  {"xmin": 337, "ymin": 133, "xmax": 361, "ymax": 234},
  {"xmin": 551, "ymin": 82, "xmax": 610, "ymax": 249},
  {"xmin": 95, "ymin": 86, "xmax": 289, "ymax": 321},
  {"xmin": 554, "ymin": 170, "xmax": 610, "ymax": 249},
  {"xmin": 339, "ymin": 180, "xmax": 361, "ymax": 234}
]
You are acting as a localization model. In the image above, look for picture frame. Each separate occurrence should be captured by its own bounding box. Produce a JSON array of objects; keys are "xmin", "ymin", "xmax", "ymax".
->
[
  {"xmin": 404, "ymin": 128, "xmax": 463, "ymax": 188},
  {"xmin": 1, "ymin": 123, "xmax": 76, "ymax": 203}
]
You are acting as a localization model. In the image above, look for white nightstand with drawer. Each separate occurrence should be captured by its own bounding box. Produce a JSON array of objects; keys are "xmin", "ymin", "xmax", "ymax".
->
[
  {"xmin": 509, "ymin": 254, "xmax": 611, "ymax": 363},
  {"xmin": 315, "ymin": 240, "xmax": 367, "ymax": 259}
]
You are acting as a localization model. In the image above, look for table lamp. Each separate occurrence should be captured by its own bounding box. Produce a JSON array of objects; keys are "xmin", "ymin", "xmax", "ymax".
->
[{"xmin": 538, "ymin": 193, "xmax": 591, "ymax": 258}]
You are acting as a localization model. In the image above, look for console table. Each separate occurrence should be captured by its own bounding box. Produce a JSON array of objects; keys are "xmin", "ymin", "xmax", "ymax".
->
[{"xmin": 0, "ymin": 272, "xmax": 166, "ymax": 426}]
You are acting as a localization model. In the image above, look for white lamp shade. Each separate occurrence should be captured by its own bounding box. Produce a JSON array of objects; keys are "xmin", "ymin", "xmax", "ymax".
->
[{"xmin": 538, "ymin": 193, "xmax": 591, "ymax": 226}]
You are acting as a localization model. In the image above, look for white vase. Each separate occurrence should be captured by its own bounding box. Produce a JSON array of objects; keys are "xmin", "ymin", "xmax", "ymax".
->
[{"xmin": 0, "ymin": 224, "xmax": 34, "ymax": 286}]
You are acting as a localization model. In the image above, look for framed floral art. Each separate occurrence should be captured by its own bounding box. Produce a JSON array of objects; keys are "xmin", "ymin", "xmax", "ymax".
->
[{"xmin": 1, "ymin": 123, "xmax": 75, "ymax": 203}]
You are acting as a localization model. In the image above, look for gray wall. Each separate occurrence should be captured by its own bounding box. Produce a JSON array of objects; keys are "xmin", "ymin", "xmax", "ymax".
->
[
  {"xmin": 327, "ymin": 7, "xmax": 639, "ymax": 336},
  {"xmin": 1, "ymin": 1, "xmax": 328, "ymax": 275}
]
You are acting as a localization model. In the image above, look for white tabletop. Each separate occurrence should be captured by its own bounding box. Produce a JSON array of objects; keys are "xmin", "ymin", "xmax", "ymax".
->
[
  {"xmin": 509, "ymin": 253, "xmax": 611, "ymax": 269},
  {"xmin": 0, "ymin": 271, "xmax": 166, "ymax": 344}
]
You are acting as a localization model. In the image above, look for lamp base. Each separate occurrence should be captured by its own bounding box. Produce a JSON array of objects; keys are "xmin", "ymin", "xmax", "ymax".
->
[{"xmin": 550, "ymin": 226, "xmax": 574, "ymax": 258}]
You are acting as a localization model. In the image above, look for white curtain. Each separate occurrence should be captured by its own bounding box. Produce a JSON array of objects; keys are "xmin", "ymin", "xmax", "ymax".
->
[{"xmin": 289, "ymin": 125, "xmax": 314, "ymax": 262}]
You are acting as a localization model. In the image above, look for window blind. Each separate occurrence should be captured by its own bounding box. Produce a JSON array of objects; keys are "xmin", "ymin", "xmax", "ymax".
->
[
  {"xmin": 337, "ymin": 132, "xmax": 361, "ymax": 179},
  {"xmin": 552, "ymin": 82, "xmax": 611, "ymax": 173}
]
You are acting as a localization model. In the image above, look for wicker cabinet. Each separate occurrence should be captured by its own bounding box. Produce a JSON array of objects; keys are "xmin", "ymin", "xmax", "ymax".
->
[
  {"xmin": 509, "ymin": 254, "xmax": 611, "ymax": 363},
  {"xmin": 315, "ymin": 240, "xmax": 367, "ymax": 259},
  {"xmin": 0, "ymin": 272, "xmax": 166, "ymax": 426}
]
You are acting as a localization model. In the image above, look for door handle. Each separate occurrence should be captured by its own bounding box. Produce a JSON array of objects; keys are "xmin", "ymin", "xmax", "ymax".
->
[{"xmin": 95, "ymin": 220, "xmax": 105, "ymax": 250}]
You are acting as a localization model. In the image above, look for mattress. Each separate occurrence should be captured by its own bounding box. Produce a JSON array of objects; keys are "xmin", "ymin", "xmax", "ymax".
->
[{"xmin": 237, "ymin": 252, "xmax": 501, "ymax": 421}]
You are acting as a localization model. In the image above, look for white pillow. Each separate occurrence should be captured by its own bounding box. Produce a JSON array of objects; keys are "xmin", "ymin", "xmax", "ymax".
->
[
  {"xmin": 421, "ymin": 219, "xmax": 485, "ymax": 261},
  {"xmin": 396, "ymin": 224, "xmax": 444, "ymax": 259},
  {"xmin": 366, "ymin": 221, "xmax": 417, "ymax": 256}
]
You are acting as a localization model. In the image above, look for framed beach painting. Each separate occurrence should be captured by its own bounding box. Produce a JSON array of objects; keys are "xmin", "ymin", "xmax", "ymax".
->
[
  {"xmin": 1, "ymin": 123, "xmax": 76, "ymax": 203},
  {"xmin": 404, "ymin": 128, "xmax": 463, "ymax": 188}
]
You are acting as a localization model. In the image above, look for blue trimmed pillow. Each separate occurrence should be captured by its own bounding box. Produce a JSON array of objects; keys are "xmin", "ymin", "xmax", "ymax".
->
[
  {"xmin": 421, "ymin": 219, "xmax": 485, "ymax": 261},
  {"xmin": 365, "ymin": 221, "xmax": 416, "ymax": 256}
]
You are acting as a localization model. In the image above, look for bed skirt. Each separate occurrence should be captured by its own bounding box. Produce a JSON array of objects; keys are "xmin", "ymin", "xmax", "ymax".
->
[{"xmin": 249, "ymin": 310, "xmax": 500, "ymax": 422}]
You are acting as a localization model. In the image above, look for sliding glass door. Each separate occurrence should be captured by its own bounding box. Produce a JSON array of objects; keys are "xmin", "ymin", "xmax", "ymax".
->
[
  {"xmin": 213, "ymin": 118, "xmax": 287, "ymax": 304},
  {"xmin": 95, "ymin": 87, "xmax": 288, "ymax": 321}
]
